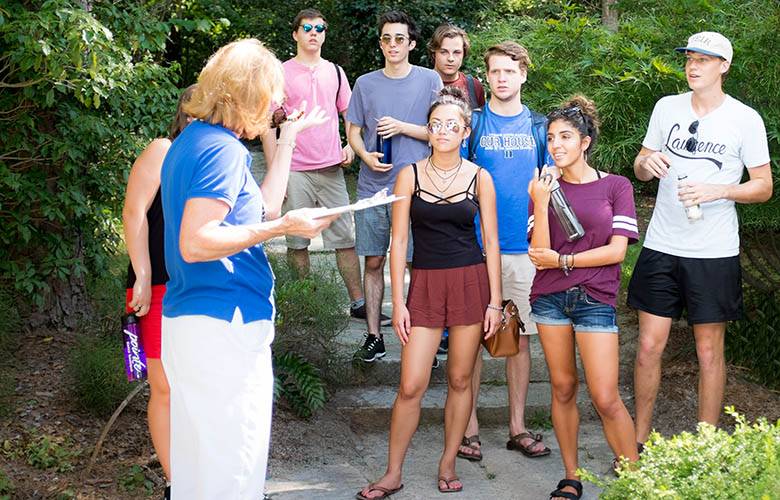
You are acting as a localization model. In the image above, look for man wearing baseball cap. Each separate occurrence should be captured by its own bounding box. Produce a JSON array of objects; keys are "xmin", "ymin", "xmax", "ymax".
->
[{"xmin": 628, "ymin": 31, "xmax": 773, "ymax": 445}]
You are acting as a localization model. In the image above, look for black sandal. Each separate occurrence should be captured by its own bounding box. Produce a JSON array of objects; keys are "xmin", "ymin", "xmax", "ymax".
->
[{"xmin": 549, "ymin": 479, "xmax": 582, "ymax": 499}]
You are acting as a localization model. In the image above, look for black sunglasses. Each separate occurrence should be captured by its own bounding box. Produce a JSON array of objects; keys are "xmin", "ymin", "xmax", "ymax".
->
[
  {"xmin": 684, "ymin": 120, "xmax": 699, "ymax": 153},
  {"xmin": 300, "ymin": 23, "xmax": 327, "ymax": 33}
]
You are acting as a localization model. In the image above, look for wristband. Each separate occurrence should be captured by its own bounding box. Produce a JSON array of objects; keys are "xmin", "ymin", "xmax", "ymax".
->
[
  {"xmin": 277, "ymin": 139, "xmax": 296, "ymax": 149},
  {"xmin": 486, "ymin": 304, "xmax": 502, "ymax": 311},
  {"xmin": 559, "ymin": 253, "xmax": 570, "ymax": 276}
]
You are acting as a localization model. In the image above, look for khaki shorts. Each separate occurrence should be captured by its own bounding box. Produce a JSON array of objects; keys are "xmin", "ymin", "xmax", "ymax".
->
[
  {"xmin": 283, "ymin": 166, "xmax": 355, "ymax": 250},
  {"xmin": 501, "ymin": 253, "xmax": 538, "ymax": 335}
]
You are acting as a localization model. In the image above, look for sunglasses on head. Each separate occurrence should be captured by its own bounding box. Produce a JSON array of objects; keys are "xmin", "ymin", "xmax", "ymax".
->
[
  {"xmin": 380, "ymin": 34, "xmax": 408, "ymax": 46},
  {"xmin": 685, "ymin": 120, "xmax": 699, "ymax": 153},
  {"xmin": 427, "ymin": 120, "xmax": 463, "ymax": 135},
  {"xmin": 300, "ymin": 23, "xmax": 327, "ymax": 33}
]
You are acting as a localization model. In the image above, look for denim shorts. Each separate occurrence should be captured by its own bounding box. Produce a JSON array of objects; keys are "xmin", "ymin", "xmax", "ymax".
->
[
  {"xmin": 354, "ymin": 203, "xmax": 413, "ymax": 260},
  {"xmin": 530, "ymin": 286, "xmax": 618, "ymax": 333}
]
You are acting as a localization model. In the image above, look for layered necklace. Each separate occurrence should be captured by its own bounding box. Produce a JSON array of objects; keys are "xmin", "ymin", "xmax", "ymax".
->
[{"xmin": 425, "ymin": 156, "xmax": 462, "ymax": 195}]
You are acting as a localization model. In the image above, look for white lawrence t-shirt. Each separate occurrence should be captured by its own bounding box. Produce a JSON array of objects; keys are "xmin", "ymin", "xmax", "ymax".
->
[{"xmin": 642, "ymin": 92, "xmax": 770, "ymax": 258}]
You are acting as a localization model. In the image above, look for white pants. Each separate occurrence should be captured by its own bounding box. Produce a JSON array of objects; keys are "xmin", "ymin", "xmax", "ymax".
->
[{"xmin": 162, "ymin": 309, "xmax": 275, "ymax": 500}]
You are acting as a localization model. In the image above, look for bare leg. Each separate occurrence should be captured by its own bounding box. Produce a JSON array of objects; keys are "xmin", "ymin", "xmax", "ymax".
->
[
  {"xmin": 692, "ymin": 322, "xmax": 727, "ymax": 426},
  {"xmin": 363, "ymin": 255, "xmax": 386, "ymax": 335},
  {"xmin": 335, "ymin": 247, "xmax": 363, "ymax": 303},
  {"xmin": 577, "ymin": 332, "xmax": 638, "ymax": 462},
  {"xmin": 538, "ymin": 324, "xmax": 580, "ymax": 498},
  {"xmin": 440, "ymin": 323, "xmax": 482, "ymax": 488},
  {"xmin": 506, "ymin": 335, "xmax": 547, "ymax": 453},
  {"xmin": 358, "ymin": 327, "xmax": 441, "ymax": 499},
  {"xmin": 146, "ymin": 359, "xmax": 171, "ymax": 480},
  {"xmin": 633, "ymin": 311, "xmax": 673, "ymax": 443},
  {"xmin": 459, "ymin": 346, "xmax": 482, "ymax": 459},
  {"xmin": 287, "ymin": 248, "xmax": 311, "ymax": 278}
]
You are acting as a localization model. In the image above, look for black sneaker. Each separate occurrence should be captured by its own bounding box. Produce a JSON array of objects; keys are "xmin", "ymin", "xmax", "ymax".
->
[
  {"xmin": 437, "ymin": 335, "xmax": 449, "ymax": 355},
  {"xmin": 164, "ymin": 485, "xmax": 170, "ymax": 500},
  {"xmin": 432, "ymin": 357, "xmax": 440, "ymax": 369},
  {"xmin": 354, "ymin": 334, "xmax": 386, "ymax": 363},
  {"xmin": 350, "ymin": 303, "xmax": 392, "ymax": 326}
]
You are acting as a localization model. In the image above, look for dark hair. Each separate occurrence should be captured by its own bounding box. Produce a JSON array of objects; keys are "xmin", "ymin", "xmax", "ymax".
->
[
  {"xmin": 484, "ymin": 41, "xmax": 531, "ymax": 72},
  {"xmin": 292, "ymin": 8, "xmax": 326, "ymax": 33},
  {"xmin": 378, "ymin": 10, "xmax": 420, "ymax": 43},
  {"xmin": 427, "ymin": 86, "xmax": 471, "ymax": 127},
  {"xmin": 168, "ymin": 84, "xmax": 197, "ymax": 140},
  {"xmin": 546, "ymin": 94, "xmax": 601, "ymax": 160},
  {"xmin": 427, "ymin": 24, "xmax": 470, "ymax": 62}
]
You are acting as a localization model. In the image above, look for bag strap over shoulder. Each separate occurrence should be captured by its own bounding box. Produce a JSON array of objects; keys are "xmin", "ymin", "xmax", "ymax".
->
[
  {"xmin": 468, "ymin": 108, "xmax": 484, "ymax": 162},
  {"xmin": 334, "ymin": 62, "xmax": 343, "ymax": 107},
  {"xmin": 529, "ymin": 109, "xmax": 548, "ymax": 171},
  {"xmin": 465, "ymin": 75, "xmax": 478, "ymax": 110}
]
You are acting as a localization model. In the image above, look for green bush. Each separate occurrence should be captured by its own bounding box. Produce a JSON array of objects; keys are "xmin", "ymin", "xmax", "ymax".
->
[
  {"xmin": 1, "ymin": 1, "xmax": 179, "ymax": 323},
  {"xmin": 269, "ymin": 254, "xmax": 349, "ymax": 417},
  {"xmin": 726, "ymin": 289, "xmax": 780, "ymax": 390},
  {"xmin": 581, "ymin": 408, "xmax": 780, "ymax": 499},
  {"xmin": 68, "ymin": 332, "xmax": 135, "ymax": 416}
]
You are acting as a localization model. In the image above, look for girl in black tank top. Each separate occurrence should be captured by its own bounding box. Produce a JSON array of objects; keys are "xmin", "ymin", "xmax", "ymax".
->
[{"xmin": 357, "ymin": 88, "xmax": 503, "ymax": 498}]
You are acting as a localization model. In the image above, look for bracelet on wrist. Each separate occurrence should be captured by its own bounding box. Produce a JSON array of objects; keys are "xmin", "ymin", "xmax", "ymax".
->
[
  {"xmin": 486, "ymin": 304, "xmax": 502, "ymax": 311},
  {"xmin": 276, "ymin": 139, "xmax": 296, "ymax": 149},
  {"xmin": 559, "ymin": 253, "xmax": 570, "ymax": 276}
]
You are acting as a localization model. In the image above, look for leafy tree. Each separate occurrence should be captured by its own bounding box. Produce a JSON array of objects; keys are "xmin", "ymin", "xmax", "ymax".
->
[{"xmin": 0, "ymin": 0, "xmax": 178, "ymax": 326}]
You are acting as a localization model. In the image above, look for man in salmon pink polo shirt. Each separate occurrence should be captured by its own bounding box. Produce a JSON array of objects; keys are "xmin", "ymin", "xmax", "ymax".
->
[{"xmin": 264, "ymin": 8, "xmax": 372, "ymax": 320}]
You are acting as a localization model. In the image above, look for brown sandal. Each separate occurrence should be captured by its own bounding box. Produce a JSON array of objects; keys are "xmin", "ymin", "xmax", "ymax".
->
[
  {"xmin": 456, "ymin": 435, "xmax": 483, "ymax": 462},
  {"xmin": 438, "ymin": 476, "xmax": 463, "ymax": 493},
  {"xmin": 507, "ymin": 432, "xmax": 551, "ymax": 458},
  {"xmin": 355, "ymin": 483, "xmax": 404, "ymax": 499}
]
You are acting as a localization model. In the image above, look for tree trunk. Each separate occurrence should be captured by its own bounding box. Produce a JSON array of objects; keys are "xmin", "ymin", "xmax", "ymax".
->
[{"xmin": 602, "ymin": 0, "xmax": 619, "ymax": 32}]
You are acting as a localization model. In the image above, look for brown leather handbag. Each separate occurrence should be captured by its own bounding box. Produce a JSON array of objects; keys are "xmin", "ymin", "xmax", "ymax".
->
[{"xmin": 482, "ymin": 300, "xmax": 525, "ymax": 358}]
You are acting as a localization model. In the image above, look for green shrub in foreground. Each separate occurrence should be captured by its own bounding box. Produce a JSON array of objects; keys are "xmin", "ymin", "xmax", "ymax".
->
[
  {"xmin": 580, "ymin": 408, "xmax": 780, "ymax": 499},
  {"xmin": 68, "ymin": 333, "xmax": 135, "ymax": 416}
]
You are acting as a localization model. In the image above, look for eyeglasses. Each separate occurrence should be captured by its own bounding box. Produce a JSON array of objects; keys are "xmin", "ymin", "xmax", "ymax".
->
[
  {"xmin": 684, "ymin": 120, "xmax": 699, "ymax": 153},
  {"xmin": 427, "ymin": 120, "xmax": 463, "ymax": 135},
  {"xmin": 300, "ymin": 23, "xmax": 327, "ymax": 33},
  {"xmin": 380, "ymin": 34, "xmax": 408, "ymax": 46}
]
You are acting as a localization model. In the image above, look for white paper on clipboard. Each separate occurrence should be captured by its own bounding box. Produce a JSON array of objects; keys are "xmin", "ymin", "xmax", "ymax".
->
[{"xmin": 311, "ymin": 189, "xmax": 405, "ymax": 219}]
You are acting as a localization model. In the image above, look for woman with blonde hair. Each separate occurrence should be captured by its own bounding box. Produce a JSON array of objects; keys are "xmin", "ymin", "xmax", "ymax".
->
[
  {"xmin": 123, "ymin": 84, "xmax": 195, "ymax": 497},
  {"xmin": 160, "ymin": 39, "xmax": 335, "ymax": 498}
]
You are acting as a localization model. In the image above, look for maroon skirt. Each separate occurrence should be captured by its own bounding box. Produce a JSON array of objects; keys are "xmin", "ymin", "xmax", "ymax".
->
[{"xmin": 407, "ymin": 262, "xmax": 490, "ymax": 328}]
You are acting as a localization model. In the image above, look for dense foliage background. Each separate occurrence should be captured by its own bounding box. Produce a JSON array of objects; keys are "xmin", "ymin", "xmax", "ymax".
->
[{"xmin": 1, "ymin": 0, "xmax": 778, "ymax": 328}]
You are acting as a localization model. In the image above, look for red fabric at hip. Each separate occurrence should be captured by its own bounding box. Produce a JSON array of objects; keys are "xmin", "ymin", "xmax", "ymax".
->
[
  {"xmin": 406, "ymin": 262, "xmax": 490, "ymax": 328},
  {"xmin": 125, "ymin": 284, "xmax": 166, "ymax": 359}
]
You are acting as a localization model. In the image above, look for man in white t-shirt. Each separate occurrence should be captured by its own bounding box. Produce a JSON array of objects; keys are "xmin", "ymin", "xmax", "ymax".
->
[{"xmin": 628, "ymin": 32, "xmax": 773, "ymax": 445}]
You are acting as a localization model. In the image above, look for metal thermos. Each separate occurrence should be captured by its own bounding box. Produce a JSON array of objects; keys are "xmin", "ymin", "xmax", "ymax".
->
[
  {"xmin": 546, "ymin": 175, "xmax": 585, "ymax": 242},
  {"xmin": 376, "ymin": 134, "xmax": 392, "ymax": 165}
]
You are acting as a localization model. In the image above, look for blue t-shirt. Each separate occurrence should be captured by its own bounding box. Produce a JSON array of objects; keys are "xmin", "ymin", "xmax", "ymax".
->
[
  {"xmin": 347, "ymin": 66, "xmax": 442, "ymax": 198},
  {"xmin": 160, "ymin": 120, "xmax": 275, "ymax": 323},
  {"xmin": 471, "ymin": 104, "xmax": 551, "ymax": 254}
]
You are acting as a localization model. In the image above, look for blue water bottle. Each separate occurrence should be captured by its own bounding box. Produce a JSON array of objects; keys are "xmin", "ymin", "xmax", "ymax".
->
[{"xmin": 376, "ymin": 134, "xmax": 392, "ymax": 165}]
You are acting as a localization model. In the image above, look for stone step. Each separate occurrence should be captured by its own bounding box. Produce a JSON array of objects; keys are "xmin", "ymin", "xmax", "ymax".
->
[
  {"xmin": 331, "ymin": 382, "xmax": 593, "ymax": 428},
  {"xmin": 338, "ymin": 318, "xmax": 585, "ymax": 386}
]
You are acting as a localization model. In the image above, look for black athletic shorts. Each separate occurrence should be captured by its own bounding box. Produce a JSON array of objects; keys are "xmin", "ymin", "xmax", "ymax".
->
[{"xmin": 626, "ymin": 247, "xmax": 743, "ymax": 325}]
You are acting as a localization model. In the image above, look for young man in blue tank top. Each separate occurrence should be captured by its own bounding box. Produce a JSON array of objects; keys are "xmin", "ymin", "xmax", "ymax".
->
[{"xmin": 458, "ymin": 41, "xmax": 553, "ymax": 462}]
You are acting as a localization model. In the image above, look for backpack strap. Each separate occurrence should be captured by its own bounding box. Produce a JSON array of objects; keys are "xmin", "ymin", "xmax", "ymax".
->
[
  {"xmin": 334, "ymin": 62, "xmax": 343, "ymax": 109},
  {"xmin": 468, "ymin": 108, "xmax": 484, "ymax": 162},
  {"xmin": 529, "ymin": 109, "xmax": 549, "ymax": 171},
  {"xmin": 465, "ymin": 75, "xmax": 479, "ymax": 110}
]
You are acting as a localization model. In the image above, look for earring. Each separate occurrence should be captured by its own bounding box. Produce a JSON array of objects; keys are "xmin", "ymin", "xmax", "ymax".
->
[{"xmin": 462, "ymin": 138, "xmax": 468, "ymax": 148}]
